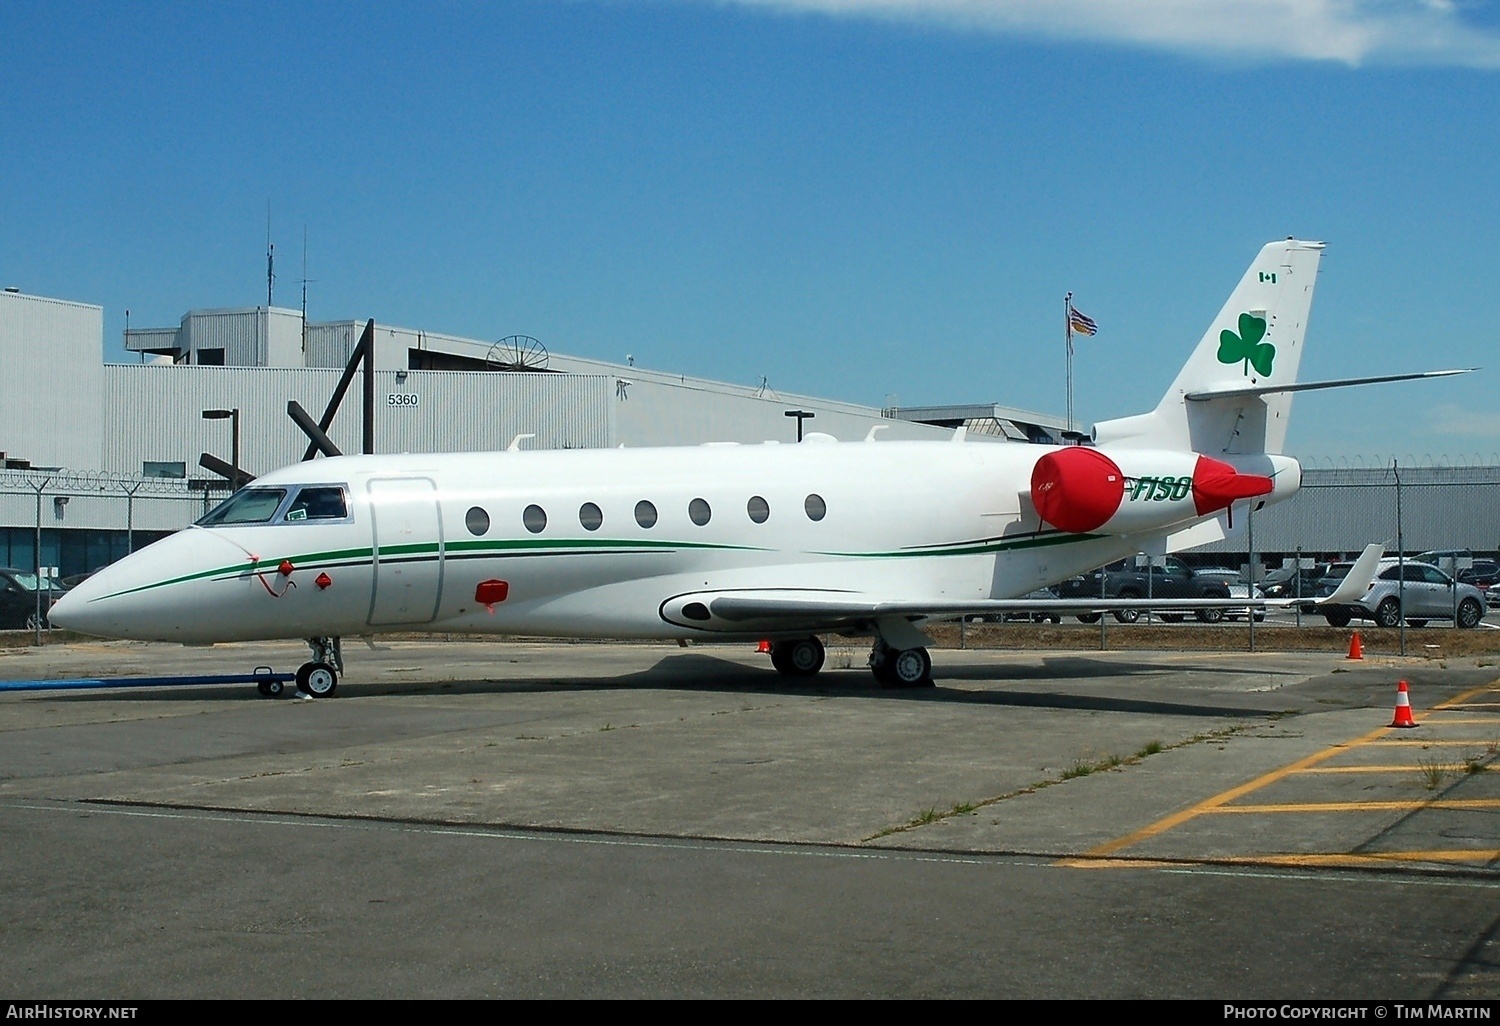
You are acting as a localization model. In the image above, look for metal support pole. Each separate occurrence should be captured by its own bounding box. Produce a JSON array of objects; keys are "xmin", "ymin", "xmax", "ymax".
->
[
  {"xmin": 1247, "ymin": 500, "xmax": 1256, "ymax": 653},
  {"xmin": 31, "ymin": 477, "xmax": 49, "ymax": 645},
  {"xmin": 1294, "ymin": 545, "xmax": 1302, "ymax": 629},
  {"xmin": 1395, "ymin": 459, "xmax": 1406, "ymax": 657},
  {"xmin": 363, "ymin": 322, "xmax": 375, "ymax": 455},
  {"xmin": 1099, "ymin": 562, "xmax": 1108, "ymax": 650},
  {"xmin": 1145, "ymin": 551, "xmax": 1153, "ymax": 624}
]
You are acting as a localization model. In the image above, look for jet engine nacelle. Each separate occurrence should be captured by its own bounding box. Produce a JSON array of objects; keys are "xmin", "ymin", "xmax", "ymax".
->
[{"xmin": 1030, "ymin": 446, "xmax": 1278, "ymax": 536}]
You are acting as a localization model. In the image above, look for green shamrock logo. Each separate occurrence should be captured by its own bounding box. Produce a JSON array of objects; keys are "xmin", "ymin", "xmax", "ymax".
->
[{"xmin": 1217, "ymin": 312, "xmax": 1274, "ymax": 377}]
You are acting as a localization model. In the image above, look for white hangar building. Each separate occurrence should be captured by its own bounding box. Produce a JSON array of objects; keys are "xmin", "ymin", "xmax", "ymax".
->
[{"xmin": 0, "ymin": 287, "xmax": 1064, "ymax": 582}]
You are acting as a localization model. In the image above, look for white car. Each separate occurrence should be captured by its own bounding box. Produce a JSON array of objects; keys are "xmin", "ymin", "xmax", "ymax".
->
[
  {"xmin": 1225, "ymin": 582, "xmax": 1266, "ymax": 622},
  {"xmin": 1319, "ymin": 559, "xmax": 1486, "ymax": 629}
]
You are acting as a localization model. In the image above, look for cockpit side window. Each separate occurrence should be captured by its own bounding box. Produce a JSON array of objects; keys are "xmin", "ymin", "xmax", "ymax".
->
[
  {"xmin": 197, "ymin": 489, "xmax": 288, "ymax": 526},
  {"xmin": 284, "ymin": 486, "xmax": 349, "ymax": 522}
]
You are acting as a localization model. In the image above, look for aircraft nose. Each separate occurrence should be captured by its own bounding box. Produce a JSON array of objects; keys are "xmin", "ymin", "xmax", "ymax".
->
[{"xmin": 46, "ymin": 569, "xmax": 122, "ymax": 636}]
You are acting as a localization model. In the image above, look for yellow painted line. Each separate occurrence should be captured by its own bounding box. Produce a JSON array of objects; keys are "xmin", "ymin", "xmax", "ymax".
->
[
  {"xmin": 1444, "ymin": 702, "xmax": 1500, "ymax": 708},
  {"xmin": 1080, "ymin": 724, "xmax": 1395, "ymax": 857},
  {"xmin": 1058, "ymin": 850, "xmax": 1500, "ymax": 870},
  {"xmin": 1366, "ymin": 739, "xmax": 1499, "ymax": 746},
  {"xmin": 1055, "ymin": 858, "xmax": 1183, "ymax": 870},
  {"xmin": 1295, "ymin": 764, "xmax": 1496, "ymax": 773},
  {"xmin": 1075, "ymin": 677, "xmax": 1500, "ymax": 860},
  {"xmin": 1415, "ymin": 717, "xmax": 1500, "ymax": 724},
  {"xmin": 1213, "ymin": 799, "xmax": 1500, "ymax": 814},
  {"xmin": 1228, "ymin": 851, "xmax": 1500, "ymax": 868}
]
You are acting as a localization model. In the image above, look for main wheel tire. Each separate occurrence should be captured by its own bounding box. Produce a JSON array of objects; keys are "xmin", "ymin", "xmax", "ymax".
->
[
  {"xmin": 1457, "ymin": 598, "xmax": 1483, "ymax": 630},
  {"xmin": 299, "ymin": 662, "xmax": 338, "ymax": 698},
  {"xmin": 890, "ymin": 647, "xmax": 933, "ymax": 688},
  {"xmin": 769, "ymin": 644, "xmax": 793, "ymax": 675},
  {"xmin": 1076, "ymin": 613, "xmax": 1102, "ymax": 624},
  {"xmin": 1324, "ymin": 610, "xmax": 1351, "ymax": 628},
  {"xmin": 1195, "ymin": 607, "xmax": 1225, "ymax": 624},
  {"xmin": 787, "ymin": 637, "xmax": 825, "ymax": 676},
  {"xmin": 1375, "ymin": 597, "xmax": 1402, "ymax": 629}
]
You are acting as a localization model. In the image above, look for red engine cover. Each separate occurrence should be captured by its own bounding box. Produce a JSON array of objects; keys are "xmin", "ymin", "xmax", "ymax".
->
[
  {"xmin": 1191, "ymin": 455, "xmax": 1273, "ymax": 515},
  {"xmin": 1030, "ymin": 447, "xmax": 1126, "ymax": 534}
]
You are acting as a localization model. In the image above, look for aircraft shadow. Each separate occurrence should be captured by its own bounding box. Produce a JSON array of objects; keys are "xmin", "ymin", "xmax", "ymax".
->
[{"xmin": 24, "ymin": 652, "xmax": 1281, "ymax": 719}]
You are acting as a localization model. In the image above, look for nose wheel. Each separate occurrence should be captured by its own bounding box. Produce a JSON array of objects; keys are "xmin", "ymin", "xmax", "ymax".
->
[
  {"xmin": 296, "ymin": 661, "xmax": 339, "ymax": 698},
  {"xmin": 297, "ymin": 636, "xmax": 343, "ymax": 698}
]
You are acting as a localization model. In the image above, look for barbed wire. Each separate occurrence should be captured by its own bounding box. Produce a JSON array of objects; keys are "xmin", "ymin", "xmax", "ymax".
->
[{"xmin": 0, "ymin": 469, "xmax": 217, "ymax": 497}]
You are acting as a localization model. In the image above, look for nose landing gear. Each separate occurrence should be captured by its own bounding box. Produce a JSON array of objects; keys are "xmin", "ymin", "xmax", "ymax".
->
[{"xmin": 296, "ymin": 636, "xmax": 343, "ymax": 698}]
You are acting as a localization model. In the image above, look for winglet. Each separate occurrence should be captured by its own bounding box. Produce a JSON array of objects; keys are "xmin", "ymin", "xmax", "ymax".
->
[{"xmin": 1318, "ymin": 543, "xmax": 1385, "ymax": 606}]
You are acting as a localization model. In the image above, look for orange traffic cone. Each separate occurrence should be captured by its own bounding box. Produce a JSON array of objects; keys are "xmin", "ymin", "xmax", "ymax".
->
[
  {"xmin": 1347, "ymin": 632, "xmax": 1364, "ymax": 660},
  {"xmin": 1390, "ymin": 679, "xmax": 1418, "ymax": 728},
  {"xmin": 756, "ymin": 639, "xmax": 771, "ymax": 654}
]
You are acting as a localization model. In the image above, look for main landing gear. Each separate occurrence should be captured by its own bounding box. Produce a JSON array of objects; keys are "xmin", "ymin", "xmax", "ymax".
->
[
  {"xmin": 761, "ymin": 632, "xmax": 934, "ymax": 689},
  {"xmin": 770, "ymin": 637, "xmax": 825, "ymax": 677},
  {"xmin": 294, "ymin": 636, "xmax": 343, "ymax": 698},
  {"xmin": 868, "ymin": 639, "xmax": 933, "ymax": 689}
]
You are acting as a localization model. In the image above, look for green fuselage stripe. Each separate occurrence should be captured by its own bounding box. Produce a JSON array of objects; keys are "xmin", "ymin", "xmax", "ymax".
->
[{"xmin": 92, "ymin": 529, "xmax": 1099, "ymax": 602}]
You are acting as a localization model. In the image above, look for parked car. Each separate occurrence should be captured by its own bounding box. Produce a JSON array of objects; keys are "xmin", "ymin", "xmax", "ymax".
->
[
  {"xmin": 1006, "ymin": 588, "xmax": 1062, "ymax": 624},
  {"xmin": 1224, "ymin": 582, "xmax": 1267, "ymax": 622},
  {"xmin": 1057, "ymin": 558, "xmax": 1232, "ymax": 624},
  {"xmin": 1314, "ymin": 559, "xmax": 1486, "ymax": 628},
  {"xmin": 1458, "ymin": 560, "xmax": 1500, "ymax": 589},
  {"xmin": 1262, "ymin": 564, "xmax": 1331, "ymax": 601},
  {"xmin": 0, "ymin": 568, "xmax": 69, "ymax": 630}
]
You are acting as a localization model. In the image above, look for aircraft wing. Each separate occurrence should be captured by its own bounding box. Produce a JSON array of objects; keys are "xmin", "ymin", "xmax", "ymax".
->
[{"xmin": 694, "ymin": 544, "xmax": 1386, "ymax": 630}]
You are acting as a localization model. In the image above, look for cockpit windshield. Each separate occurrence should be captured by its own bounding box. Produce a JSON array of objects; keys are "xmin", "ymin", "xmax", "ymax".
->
[
  {"xmin": 284, "ymin": 486, "xmax": 348, "ymax": 521},
  {"xmin": 197, "ymin": 488, "xmax": 287, "ymax": 526}
]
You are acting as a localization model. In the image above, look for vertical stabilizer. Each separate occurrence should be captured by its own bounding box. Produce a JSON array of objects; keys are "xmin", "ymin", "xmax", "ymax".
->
[{"xmin": 1093, "ymin": 239, "xmax": 1324, "ymax": 454}]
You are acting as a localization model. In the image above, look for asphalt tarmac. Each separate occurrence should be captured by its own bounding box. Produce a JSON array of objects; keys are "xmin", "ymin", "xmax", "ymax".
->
[{"xmin": 1, "ymin": 638, "xmax": 1497, "ymax": 998}]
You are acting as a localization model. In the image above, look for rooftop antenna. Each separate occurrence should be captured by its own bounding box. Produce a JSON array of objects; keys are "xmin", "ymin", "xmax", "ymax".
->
[
  {"xmin": 299, "ymin": 225, "xmax": 315, "ymax": 353},
  {"xmin": 266, "ymin": 201, "xmax": 275, "ymax": 307}
]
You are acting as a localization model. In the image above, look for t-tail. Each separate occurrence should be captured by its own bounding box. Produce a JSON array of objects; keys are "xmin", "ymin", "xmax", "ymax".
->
[
  {"xmin": 1029, "ymin": 240, "xmax": 1323, "ymax": 546},
  {"xmin": 1093, "ymin": 238, "xmax": 1325, "ymax": 456}
]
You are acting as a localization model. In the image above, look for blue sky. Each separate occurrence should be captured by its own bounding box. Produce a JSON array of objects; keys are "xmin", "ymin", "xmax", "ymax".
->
[{"xmin": 3, "ymin": 0, "xmax": 1497, "ymax": 461}]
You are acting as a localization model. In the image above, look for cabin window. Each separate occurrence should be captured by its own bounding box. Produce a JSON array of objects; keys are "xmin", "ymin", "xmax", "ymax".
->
[
  {"xmin": 747, "ymin": 495, "xmax": 770, "ymax": 524},
  {"xmin": 634, "ymin": 500, "xmax": 658, "ymax": 529},
  {"xmin": 285, "ymin": 486, "xmax": 348, "ymax": 522},
  {"xmin": 688, "ymin": 498, "xmax": 711, "ymax": 526},
  {"xmin": 523, "ymin": 504, "xmax": 547, "ymax": 534},
  {"xmin": 579, "ymin": 502, "xmax": 603, "ymax": 531},
  {"xmin": 804, "ymin": 494, "xmax": 826, "ymax": 522},
  {"xmin": 465, "ymin": 506, "xmax": 490, "ymax": 536},
  {"xmin": 197, "ymin": 488, "xmax": 287, "ymax": 526}
]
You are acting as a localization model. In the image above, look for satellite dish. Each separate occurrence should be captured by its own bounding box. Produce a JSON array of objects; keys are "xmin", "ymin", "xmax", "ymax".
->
[{"xmin": 485, "ymin": 335, "xmax": 549, "ymax": 372}]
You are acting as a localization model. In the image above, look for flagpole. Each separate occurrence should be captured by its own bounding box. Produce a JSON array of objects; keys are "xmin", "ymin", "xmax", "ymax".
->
[{"xmin": 1064, "ymin": 292, "xmax": 1074, "ymax": 436}]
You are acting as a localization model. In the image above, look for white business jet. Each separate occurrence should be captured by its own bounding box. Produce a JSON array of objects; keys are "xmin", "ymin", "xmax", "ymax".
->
[{"xmin": 51, "ymin": 239, "xmax": 1446, "ymax": 695}]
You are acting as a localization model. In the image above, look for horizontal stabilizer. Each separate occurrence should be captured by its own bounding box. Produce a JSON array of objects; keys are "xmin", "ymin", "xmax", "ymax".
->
[{"xmin": 1185, "ymin": 369, "xmax": 1473, "ymax": 402}]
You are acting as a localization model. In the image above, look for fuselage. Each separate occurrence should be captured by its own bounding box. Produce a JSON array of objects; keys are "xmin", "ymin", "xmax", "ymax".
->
[{"xmin": 50, "ymin": 438, "xmax": 1299, "ymax": 644}]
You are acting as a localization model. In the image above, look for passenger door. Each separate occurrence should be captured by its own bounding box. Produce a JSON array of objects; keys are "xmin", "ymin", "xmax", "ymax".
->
[{"xmin": 367, "ymin": 478, "xmax": 444, "ymax": 626}]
